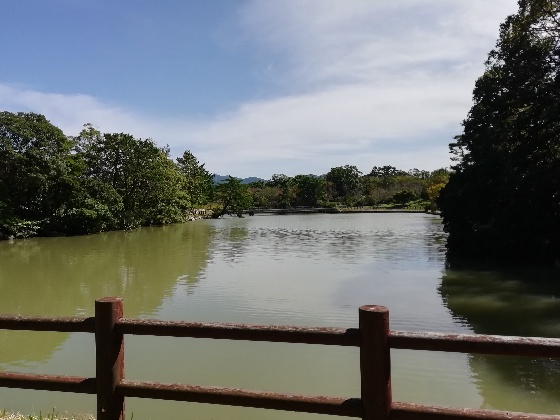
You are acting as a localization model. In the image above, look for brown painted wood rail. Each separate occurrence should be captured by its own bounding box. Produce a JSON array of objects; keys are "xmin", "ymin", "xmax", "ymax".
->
[{"xmin": 1, "ymin": 297, "xmax": 559, "ymax": 420}]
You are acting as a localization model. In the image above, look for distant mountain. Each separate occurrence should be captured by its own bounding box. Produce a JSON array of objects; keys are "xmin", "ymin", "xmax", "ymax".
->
[
  {"xmin": 212, "ymin": 175, "xmax": 230, "ymax": 184},
  {"xmin": 241, "ymin": 177, "xmax": 264, "ymax": 184},
  {"xmin": 213, "ymin": 175, "xmax": 266, "ymax": 185}
]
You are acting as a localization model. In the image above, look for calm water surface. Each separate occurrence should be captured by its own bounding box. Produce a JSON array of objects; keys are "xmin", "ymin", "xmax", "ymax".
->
[{"xmin": 0, "ymin": 213, "xmax": 559, "ymax": 418}]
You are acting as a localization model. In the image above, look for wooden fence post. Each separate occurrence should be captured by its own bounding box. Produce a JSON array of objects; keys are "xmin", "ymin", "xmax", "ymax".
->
[
  {"xmin": 359, "ymin": 305, "xmax": 391, "ymax": 420},
  {"xmin": 95, "ymin": 297, "xmax": 125, "ymax": 420}
]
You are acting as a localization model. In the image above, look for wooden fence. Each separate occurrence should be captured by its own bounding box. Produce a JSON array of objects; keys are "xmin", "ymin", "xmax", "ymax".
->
[{"xmin": 1, "ymin": 297, "xmax": 560, "ymax": 420}]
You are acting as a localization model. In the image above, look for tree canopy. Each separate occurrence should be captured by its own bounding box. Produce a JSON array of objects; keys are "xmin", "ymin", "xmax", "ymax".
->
[
  {"xmin": 213, "ymin": 176, "xmax": 252, "ymax": 218},
  {"xmin": 176, "ymin": 150, "xmax": 214, "ymax": 207},
  {"xmin": 326, "ymin": 165, "xmax": 362, "ymax": 204},
  {"xmin": 438, "ymin": 0, "xmax": 560, "ymax": 265},
  {"xmin": 0, "ymin": 116, "xmax": 200, "ymax": 238},
  {"xmin": 0, "ymin": 112, "xmax": 75, "ymax": 237}
]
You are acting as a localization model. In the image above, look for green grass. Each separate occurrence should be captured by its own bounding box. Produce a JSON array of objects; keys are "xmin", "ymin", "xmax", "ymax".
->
[{"xmin": 0, "ymin": 409, "xmax": 95, "ymax": 420}]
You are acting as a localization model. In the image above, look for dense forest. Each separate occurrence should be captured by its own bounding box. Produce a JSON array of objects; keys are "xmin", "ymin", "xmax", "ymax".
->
[{"xmin": 0, "ymin": 111, "xmax": 448, "ymax": 239}]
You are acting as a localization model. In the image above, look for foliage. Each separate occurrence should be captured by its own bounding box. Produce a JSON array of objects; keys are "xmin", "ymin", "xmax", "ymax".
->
[
  {"xmin": 240, "ymin": 166, "xmax": 447, "ymax": 210},
  {"xmin": 360, "ymin": 167, "xmax": 448, "ymax": 208},
  {"xmin": 392, "ymin": 189, "xmax": 419, "ymax": 205},
  {"xmin": 292, "ymin": 174, "xmax": 326, "ymax": 207},
  {"xmin": 213, "ymin": 176, "xmax": 252, "ymax": 217},
  {"xmin": 176, "ymin": 150, "xmax": 214, "ymax": 206},
  {"xmin": 0, "ymin": 112, "xmax": 75, "ymax": 237},
  {"xmin": 439, "ymin": 0, "xmax": 560, "ymax": 265},
  {"xmin": 407, "ymin": 168, "xmax": 430, "ymax": 179},
  {"xmin": 423, "ymin": 168, "xmax": 451, "ymax": 206},
  {"xmin": 76, "ymin": 126, "xmax": 187, "ymax": 228},
  {"xmin": 0, "ymin": 116, "xmax": 202, "ymax": 238},
  {"xmin": 369, "ymin": 165, "xmax": 407, "ymax": 179},
  {"xmin": 426, "ymin": 183, "xmax": 446, "ymax": 202},
  {"xmin": 246, "ymin": 174, "xmax": 326, "ymax": 209},
  {"xmin": 267, "ymin": 174, "xmax": 296, "ymax": 208},
  {"xmin": 247, "ymin": 180, "xmax": 278, "ymax": 208},
  {"xmin": 325, "ymin": 165, "xmax": 362, "ymax": 204}
]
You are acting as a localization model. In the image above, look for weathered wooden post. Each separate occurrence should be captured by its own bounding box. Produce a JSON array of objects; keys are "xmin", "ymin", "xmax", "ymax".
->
[
  {"xmin": 95, "ymin": 297, "xmax": 125, "ymax": 420},
  {"xmin": 359, "ymin": 305, "xmax": 391, "ymax": 420}
]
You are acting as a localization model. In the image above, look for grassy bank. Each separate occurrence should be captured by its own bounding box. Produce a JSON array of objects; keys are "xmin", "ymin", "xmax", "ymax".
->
[{"xmin": 0, "ymin": 411, "xmax": 94, "ymax": 420}]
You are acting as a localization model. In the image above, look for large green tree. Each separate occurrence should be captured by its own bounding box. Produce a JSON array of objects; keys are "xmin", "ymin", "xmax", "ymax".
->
[
  {"xmin": 76, "ymin": 125, "xmax": 187, "ymax": 228},
  {"xmin": 326, "ymin": 165, "xmax": 362, "ymax": 204},
  {"xmin": 0, "ymin": 112, "xmax": 75, "ymax": 237},
  {"xmin": 292, "ymin": 174, "xmax": 326, "ymax": 207},
  {"xmin": 213, "ymin": 176, "xmax": 252, "ymax": 218},
  {"xmin": 0, "ymin": 115, "xmax": 219, "ymax": 238},
  {"xmin": 176, "ymin": 150, "xmax": 214, "ymax": 207},
  {"xmin": 439, "ymin": 0, "xmax": 560, "ymax": 265},
  {"xmin": 267, "ymin": 174, "xmax": 296, "ymax": 208}
]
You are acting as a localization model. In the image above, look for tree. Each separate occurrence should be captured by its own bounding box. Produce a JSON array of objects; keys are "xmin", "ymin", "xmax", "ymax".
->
[
  {"xmin": 247, "ymin": 180, "xmax": 277, "ymax": 208},
  {"xmin": 0, "ymin": 112, "xmax": 75, "ymax": 237},
  {"xmin": 360, "ymin": 176, "xmax": 392, "ymax": 206},
  {"xmin": 438, "ymin": 0, "xmax": 560, "ymax": 265},
  {"xmin": 423, "ymin": 168, "xmax": 450, "ymax": 206},
  {"xmin": 408, "ymin": 168, "xmax": 430, "ymax": 179},
  {"xmin": 325, "ymin": 165, "xmax": 362, "ymax": 204},
  {"xmin": 76, "ymin": 126, "xmax": 187, "ymax": 228},
  {"xmin": 0, "ymin": 117, "xmax": 212, "ymax": 238},
  {"xmin": 367, "ymin": 166, "xmax": 408, "ymax": 190},
  {"xmin": 292, "ymin": 175, "xmax": 326, "ymax": 207},
  {"xmin": 392, "ymin": 189, "xmax": 418, "ymax": 205},
  {"xmin": 176, "ymin": 150, "xmax": 214, "ymax": 207},
  {"xmin": 267, "ymin": 174, "xmax": 296, "ymax": 208},
  {"xmin": 213, "ymin": 176, "xmax": 252, "ymax": 217},
  {"xmin": 369, "ymin": 165, "xmax": 406, "ymax": 178}
]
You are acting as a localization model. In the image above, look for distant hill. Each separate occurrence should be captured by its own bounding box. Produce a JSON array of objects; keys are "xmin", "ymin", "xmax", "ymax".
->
[
  {"xmin": 241, "ymin": 176, "xmax": 264, "ymax": 184},
  {"xmin": 213, "ymin": 175, "xmax": 266, "ymax": 185}
]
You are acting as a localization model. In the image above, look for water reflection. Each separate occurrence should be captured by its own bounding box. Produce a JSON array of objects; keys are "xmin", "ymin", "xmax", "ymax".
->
[
  {"xmin": 0, "ymin": 222, "xmax": 214, "ymax": 366},
  {"xmin": 440, "ymin": 267, "xmax": 560, "ymax": 336},
  {"xmin": 470, "ymin": 354, "xmax": 560, "ymax": 413},
  {"xmin": 439, "ymin": 266, "xmax": 560, "ymax": 414}
]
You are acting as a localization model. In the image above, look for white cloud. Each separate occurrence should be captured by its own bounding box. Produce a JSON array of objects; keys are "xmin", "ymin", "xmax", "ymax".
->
[
  {"xmin": 0, "ymin": 84, "xmax": 136, "ymax": 136},
  {"xmin": 0, "ymin": 1, "xmax": 519, "ymax": 178},
  {"xmin": 239, "ymin": 0, "xmax": 516, "ymax": 87}
]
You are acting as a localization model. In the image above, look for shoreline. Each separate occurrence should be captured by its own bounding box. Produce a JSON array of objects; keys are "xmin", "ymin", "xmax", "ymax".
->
[{"xmin": 242, "ymin": 207, "xmax": 437, "ymax": 215}]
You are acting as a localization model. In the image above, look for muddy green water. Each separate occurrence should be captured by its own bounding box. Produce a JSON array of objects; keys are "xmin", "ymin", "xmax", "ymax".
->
[{"xmin": 0, "ymin": 213, "xmax": 559, "ymax": 419}]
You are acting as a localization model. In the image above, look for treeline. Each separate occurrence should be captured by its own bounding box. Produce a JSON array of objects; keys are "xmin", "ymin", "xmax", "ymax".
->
[
  {"xmin": 0, "ymin": 112, "xmax": 213, "ymax": 239},
  {"xmin": 0, "ymin": 111, "xmax": 448, "ymax": 239},
  {"xmin": 243, "ymin": 165, "xmax": 449, "ymax": 210}
]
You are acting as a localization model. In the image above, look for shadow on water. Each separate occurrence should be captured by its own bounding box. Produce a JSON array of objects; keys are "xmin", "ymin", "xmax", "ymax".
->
[
  {"xmin": 439, "ymin": 264, "xmax": 560, "ymax": 413},
  {"xmin": 0, "ymin": 221, "xmax": 214, "ymax": 366}
]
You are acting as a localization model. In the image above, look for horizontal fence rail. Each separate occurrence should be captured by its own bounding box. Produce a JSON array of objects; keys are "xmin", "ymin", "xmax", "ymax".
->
[
  {"xmin": 117, "ymin": 380, "xmax": 364, "ymax": 417},
  {"xmin": 0, "ymin": 316, "xmax": 95, "ymax": 333},
  {"xmin": 389, "ymin": 330, "xmax": 560, "ymax": 357},
  {"xmin": 116, "ymin": 318, "xmax": 362, "ymax": 346},
  {"xmin": 0, "ymin": 372, "xmax": 96, "ymax": 394},
  {"xmin": 1, "ymin": 297, "xmax": 559, "ymax": 420}
]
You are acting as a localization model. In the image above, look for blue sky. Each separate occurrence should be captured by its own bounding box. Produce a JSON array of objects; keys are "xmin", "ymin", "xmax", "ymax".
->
[{"xmin": 1, "ymin": 0, "xmax": 518, "ymax": 178}]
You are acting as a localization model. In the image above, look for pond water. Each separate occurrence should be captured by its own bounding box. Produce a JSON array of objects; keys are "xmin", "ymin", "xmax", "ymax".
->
[{"xmin": 0, "ymin": 213, "xmax": 559, "ymax": 419}]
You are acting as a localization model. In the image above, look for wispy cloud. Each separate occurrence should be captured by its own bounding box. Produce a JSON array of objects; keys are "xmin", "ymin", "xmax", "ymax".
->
[{"xmin": 0, "ymin": 1, "xmax": 518, "ymax": 178}]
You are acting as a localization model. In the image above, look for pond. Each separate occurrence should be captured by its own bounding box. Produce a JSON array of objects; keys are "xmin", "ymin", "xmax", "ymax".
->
[{"xmin": 0, "ymin": 213, "xmax": 558, "ymax": 418}]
